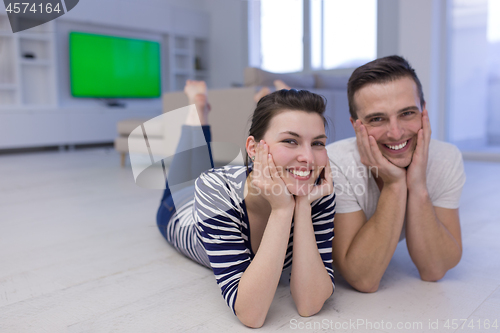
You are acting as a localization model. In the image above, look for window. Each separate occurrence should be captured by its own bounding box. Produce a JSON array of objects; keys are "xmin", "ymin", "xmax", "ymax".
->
[
  {"xmin": 488, "ymin": 0, "xmax": 500, "ymax": 42},
  {"xmin": 249, "ymin": 0, "xmax": 377, "ymax": 73},
  {"xmin": 447, "ymin": 0, "xmax": 500, "ymax": 149},
  {"xmin": 311, "ymin": 0, "xmax": 377, "ymax": 70},
  {"xmin": 259, "ymin": 0, "xmax": 304, "ymax": 73}
]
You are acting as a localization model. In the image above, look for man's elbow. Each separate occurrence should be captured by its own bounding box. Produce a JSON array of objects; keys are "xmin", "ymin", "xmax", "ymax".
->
[
  {"xmin": 419, "ymin": 254, "xmax": 461, "ymax": 282},
  {"xmin": 352, "ymin": 280, "xmax": 380, "ymax": 293},
  {"xmin": 346, "ymin": 275, "xmax": 380, "ymax": 293},
  {"xmin": 419, "ymin": 267, "xmax": 447, "ymax": 282}
]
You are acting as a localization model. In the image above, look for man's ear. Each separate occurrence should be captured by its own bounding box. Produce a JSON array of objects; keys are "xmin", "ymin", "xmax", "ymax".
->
[
  {"xmin": 350, "ymin": 117, "xmax": 356, "ymax": 128},
  {"xmin": 246, "ymin": 136, "xmax": 257, "ymax": 160}
]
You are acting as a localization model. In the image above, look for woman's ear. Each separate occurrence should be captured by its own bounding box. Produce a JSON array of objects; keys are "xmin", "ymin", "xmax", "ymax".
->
[{"xmin": 246, "ymin": 136, "xmax": 257, "ymax": 160}]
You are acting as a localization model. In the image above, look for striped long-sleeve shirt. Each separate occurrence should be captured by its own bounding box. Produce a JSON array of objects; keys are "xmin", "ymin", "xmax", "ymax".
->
[{"xmin": 191, "ymin": 165, "xmax": 336, "ymax": 314}]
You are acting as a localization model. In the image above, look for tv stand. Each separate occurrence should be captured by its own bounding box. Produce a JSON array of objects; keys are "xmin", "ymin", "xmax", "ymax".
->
[{"xmin": 105, "ymin": 100, "xmax": 126, "ymax": 108}]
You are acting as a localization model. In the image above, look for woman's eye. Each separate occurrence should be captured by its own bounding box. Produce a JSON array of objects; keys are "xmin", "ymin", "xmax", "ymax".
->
[
  {"xmin": 313, "ymin": 141, "xmax": 325, "ymax": 146},
  {"xmin": 282, "ymin": 139, "xmax": 297, "ymax": 144}
]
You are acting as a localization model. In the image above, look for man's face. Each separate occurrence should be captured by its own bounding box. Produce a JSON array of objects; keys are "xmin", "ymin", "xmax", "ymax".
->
[{"xmin": 352, "ymin": 76, "xmax": 424, "ymax": 168}]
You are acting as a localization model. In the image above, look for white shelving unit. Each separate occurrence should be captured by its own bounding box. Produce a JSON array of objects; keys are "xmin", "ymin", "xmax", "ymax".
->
[
  {"xmin": 168, "ymin": 35, "xmax": 209, "ymax": 91},
  {"xmin": 0, "ymin": 15, "xmax": 17, "ymax": 106},
  {"xmin": 194, "ymin": 38, "xmax": 209, "ymax": 82},
  {"xmin": 0, "ymin": 14, "xmax": 57, "ymax": 108}
]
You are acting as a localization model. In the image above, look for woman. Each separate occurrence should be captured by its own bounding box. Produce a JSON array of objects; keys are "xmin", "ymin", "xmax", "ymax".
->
[{"xmin": 157, "ymin": 80, "xmax": 335, "ymax": 328}]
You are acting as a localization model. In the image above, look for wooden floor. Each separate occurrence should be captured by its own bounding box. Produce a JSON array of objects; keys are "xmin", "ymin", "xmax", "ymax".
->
[{"xmin": 1, "ymin": 148, "xmax": 499, "ymax": 333}]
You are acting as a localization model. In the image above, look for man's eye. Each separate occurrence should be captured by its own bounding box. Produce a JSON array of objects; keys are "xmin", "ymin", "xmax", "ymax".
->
[
  {"xmin": 370, "ymin": 117, "xmax": 383, "ymax": 122},
  {"xmin": 402, "ymin": 111, "xmax": 415, "ymax": 117}
]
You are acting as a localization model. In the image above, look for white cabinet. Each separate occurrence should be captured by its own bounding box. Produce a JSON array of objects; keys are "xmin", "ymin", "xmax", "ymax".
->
[
  {"xmin": 0, "ymin": 15, "xmax": 18, "ymax": 106},
  {"xmin": 0, "ymin": 14, "xmax": 57, "ymax": 108}
]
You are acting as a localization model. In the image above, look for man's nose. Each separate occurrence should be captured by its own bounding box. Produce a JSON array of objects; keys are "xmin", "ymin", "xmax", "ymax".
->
[{"xmin": 387, "ymin": 119, "xmax": 404, "ymax": 140}]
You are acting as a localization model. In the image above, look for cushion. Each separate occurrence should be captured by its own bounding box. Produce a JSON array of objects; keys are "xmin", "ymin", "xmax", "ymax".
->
[
  {"xmin": 315, "ymin": 74, "xmax": 349, "ymax": 90},
  {"xmin": 114, "ymin": 136, "xmax": 129, "ymax": 152},
  {"xmin": 244, "ymin": 67, "xmax": 315, "ymax": 89},
  {"xmin": 117, "ymin": 118, "xmax": 163, "ymax": 137}
]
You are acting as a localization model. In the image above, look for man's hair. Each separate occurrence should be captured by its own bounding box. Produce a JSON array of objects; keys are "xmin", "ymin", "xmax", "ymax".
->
[{"xmin": 347, "ymin": 55, "xmax": 425, "ymax": 120}]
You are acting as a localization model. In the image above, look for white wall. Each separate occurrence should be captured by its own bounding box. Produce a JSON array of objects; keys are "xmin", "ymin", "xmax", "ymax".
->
[
  {"xmin": 377, "ymin": 0, "xmax": 399, "ymax": 58},
  {"xmin": 204, "ymin": 0, "xmax": 248, "ymax": 88},
  {"xmin": 397, "ymin": 0, "xmax": 448, "ymax": 141},
  {"xmin": 62, "ymin": 0, "xmax": 208, "ymax": 36}
]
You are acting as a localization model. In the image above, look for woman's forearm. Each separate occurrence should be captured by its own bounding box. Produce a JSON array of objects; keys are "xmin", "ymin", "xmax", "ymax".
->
[
  {"xmin": 290, "ymin": 200, "xmax": 333, "ymax": 317},
  {"xmin": 234, "ymin": 208, "xmax": 294, "ymax": 328}
]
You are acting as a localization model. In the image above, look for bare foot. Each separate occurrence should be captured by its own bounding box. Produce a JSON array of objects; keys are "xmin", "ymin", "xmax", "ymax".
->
[
  {"xmin": 184, "ymin": 80, "xmax": 207, "ymax": 101},
  {"xmin": 273, "ymin": 79, "xmax": 291, "ymax": 90},
  {"xmin": 253, "ymin": 86, "xmax": 271, "ymax": 103},
  {"xmin": 184, "ymin": 80, "xmax": 210, "ymax": 125}
]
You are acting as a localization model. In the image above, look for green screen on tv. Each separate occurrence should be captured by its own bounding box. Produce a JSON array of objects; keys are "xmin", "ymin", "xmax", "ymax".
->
[{"xmin": 69, "ymin": 32, "xmax": 161, "ymax": 98}]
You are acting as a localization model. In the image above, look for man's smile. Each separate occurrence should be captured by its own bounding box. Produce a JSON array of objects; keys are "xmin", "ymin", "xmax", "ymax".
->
[{"xmin": 380, "ymin": 138, "xmax": 413, "ymax": 155}]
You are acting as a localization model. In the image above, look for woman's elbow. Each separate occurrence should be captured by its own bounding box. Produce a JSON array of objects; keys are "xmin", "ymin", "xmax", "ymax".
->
[
  {"xmin": 236, "ymin": 311, "xmax": 267, "ymax": 328},
  {"xmin": 295, "ymin": 296, "xmax": 329, "ymax": 317}
]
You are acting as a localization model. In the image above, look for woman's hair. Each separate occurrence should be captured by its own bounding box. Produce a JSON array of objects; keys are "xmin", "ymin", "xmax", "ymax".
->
[{"xmin": 245, "ymin": 89, "xmax": 327, "ymax": 171}]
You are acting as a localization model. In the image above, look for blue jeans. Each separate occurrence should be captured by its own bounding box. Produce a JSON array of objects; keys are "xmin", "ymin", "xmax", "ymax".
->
[{"xmin": 156, "ymin": 125, "xmax": 213, "ymax": 240}]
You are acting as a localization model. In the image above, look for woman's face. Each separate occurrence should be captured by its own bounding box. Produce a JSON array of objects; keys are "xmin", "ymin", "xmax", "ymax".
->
[{"xmin": 256, "ymin": 109, "xmax": 328, "ymax": 196}]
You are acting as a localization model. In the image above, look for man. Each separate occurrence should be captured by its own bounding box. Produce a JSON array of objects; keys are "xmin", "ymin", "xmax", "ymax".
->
[{"xmin": 326, "ymin": 55, "xmax": 466, "ymax": 292}]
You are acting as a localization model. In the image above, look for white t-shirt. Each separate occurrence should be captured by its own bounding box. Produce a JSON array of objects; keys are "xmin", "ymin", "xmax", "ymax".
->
[{"xmin": 326, "ymin": 137, "xmax": 466, "ymax": 241}]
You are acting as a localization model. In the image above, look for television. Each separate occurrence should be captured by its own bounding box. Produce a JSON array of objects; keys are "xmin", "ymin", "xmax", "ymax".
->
[{"xmin": 69, "ymin": 32, "xmax": 161, "ymax": 98}]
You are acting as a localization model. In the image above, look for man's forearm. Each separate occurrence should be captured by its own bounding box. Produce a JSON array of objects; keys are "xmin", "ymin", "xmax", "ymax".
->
[
  {"xmin": 339, "ymin": 181, "xmax": 407, "ymax": 292},
  {"xmin": 290, "ymin": 200, "xmax": 333, "ymax": 317},
  {"xmin": 405, "ymin": 188, "xmax": 462, "ymax": 281}
]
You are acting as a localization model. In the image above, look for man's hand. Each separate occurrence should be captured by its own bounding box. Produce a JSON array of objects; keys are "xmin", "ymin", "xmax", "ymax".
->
[
  {"xmin": 406, "ymin": 108, "xmax": 431, "ymax": 193},
  {"xmin": 354, "ymin": 119, "xmax": 406, "ymax": 185}
]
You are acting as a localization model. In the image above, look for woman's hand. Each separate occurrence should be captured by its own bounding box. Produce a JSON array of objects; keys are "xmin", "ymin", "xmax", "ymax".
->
[
  {"xmin": 295, "ymin": 161, "xmax": 334, "ymax": 206},
  {"xmin": 251, "ymin": 140, "xmax": 295, "ymax": 211}
]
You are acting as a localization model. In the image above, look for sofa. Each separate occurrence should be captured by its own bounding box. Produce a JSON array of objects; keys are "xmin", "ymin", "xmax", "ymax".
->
[{"xmin": 114, "ymin": 68, "xmax": 354, "ymax": 169}]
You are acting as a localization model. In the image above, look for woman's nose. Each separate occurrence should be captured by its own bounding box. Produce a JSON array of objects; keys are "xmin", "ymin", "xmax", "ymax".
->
[{"xmin": 297, "ymin": 145, "xmax": 314, "ymax": 164}]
